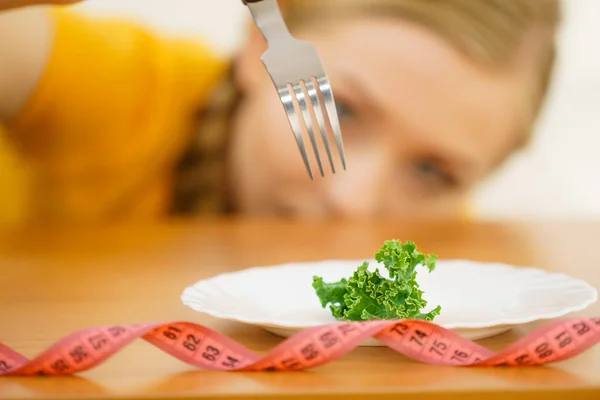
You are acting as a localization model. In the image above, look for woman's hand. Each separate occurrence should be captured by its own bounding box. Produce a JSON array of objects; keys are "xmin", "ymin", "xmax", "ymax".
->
[
  {"xmin": 0, "ymin": 0, "xmax": 82, "ymax": 120},
  {"xmin": 0, "ymin": 0, "xmax": 81, "ymax": 11}
]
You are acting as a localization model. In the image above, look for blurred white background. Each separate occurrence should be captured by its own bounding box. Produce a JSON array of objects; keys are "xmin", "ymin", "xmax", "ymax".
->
[{"xmin": 74, "ymin": 0, "xmax": 600, "ymax": 220}]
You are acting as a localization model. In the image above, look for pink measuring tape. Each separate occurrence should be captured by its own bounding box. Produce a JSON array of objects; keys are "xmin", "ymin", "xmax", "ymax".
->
[{"xmin": 1, "ymin": 317, "xmax": 598, "ymax": 375}]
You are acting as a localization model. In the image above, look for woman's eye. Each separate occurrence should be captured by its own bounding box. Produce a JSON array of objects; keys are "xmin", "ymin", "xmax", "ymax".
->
[
  {"xmin": 412, "ymin": 159, "xmax": 455, "ymax": 189},
  {"xmin": 335, "ymin": 100, "xmax": 356, "ymax": 122}
]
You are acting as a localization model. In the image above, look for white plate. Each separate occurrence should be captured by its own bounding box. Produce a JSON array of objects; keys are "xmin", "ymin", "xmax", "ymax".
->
[{"xmin": 181, "ymin": 259, "xmax": 598, "ymax": 346}]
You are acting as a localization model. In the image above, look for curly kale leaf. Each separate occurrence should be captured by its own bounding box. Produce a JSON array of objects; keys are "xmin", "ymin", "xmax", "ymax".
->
[{"xmin": 312, "ymin": 240, "xmax": 441, "ymax": 322}]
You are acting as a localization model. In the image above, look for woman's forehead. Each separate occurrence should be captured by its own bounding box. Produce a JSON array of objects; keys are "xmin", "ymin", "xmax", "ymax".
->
[{"xmin": 305, "ymin": 19, "xmax": 531, "ymax": 173}]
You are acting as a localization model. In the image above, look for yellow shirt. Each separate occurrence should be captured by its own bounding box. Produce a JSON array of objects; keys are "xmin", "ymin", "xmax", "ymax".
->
[{"xmin": 0, "ymin": 8, "xmax": 226, "ymax": 227}]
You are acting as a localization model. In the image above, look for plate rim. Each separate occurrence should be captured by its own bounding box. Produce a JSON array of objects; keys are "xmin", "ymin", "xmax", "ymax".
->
[{"xmin": 180, "ymin": 258, "xmax": 599, "ymax": 330}]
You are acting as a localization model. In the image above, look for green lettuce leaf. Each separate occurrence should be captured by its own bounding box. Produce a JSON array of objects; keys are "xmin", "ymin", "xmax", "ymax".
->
[{"xmin": 312, "ymin": 240, "xmax": 441, "ymax": 321}]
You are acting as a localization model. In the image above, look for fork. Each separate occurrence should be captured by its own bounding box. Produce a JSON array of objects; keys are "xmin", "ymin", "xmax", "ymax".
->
[{"xmin": 241, "ymin": 0, "xmax": 347, "ymax": 179}]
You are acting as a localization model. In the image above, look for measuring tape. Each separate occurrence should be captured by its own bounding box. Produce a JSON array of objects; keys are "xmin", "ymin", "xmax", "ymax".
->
[{"xmin": 0, "ymin": 317, "xmax": 598, "ymax": 375}]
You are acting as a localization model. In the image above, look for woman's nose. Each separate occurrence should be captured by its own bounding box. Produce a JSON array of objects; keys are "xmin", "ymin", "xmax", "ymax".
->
[{"xmin": 324, "ymin": 147, "xmax": 392, "ymax": 218}]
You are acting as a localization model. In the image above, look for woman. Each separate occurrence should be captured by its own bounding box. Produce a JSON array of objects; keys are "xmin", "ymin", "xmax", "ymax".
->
[{"xmin": 0, "ymin": 0, "xmax": 561, "ymax": 226}]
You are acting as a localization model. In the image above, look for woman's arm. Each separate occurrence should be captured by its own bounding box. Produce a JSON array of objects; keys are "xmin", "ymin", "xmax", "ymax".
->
[
  {"xmin": 0, "ymin": 1, "xmax": 81, "ymax": 122},
  {"xmin": 0, "ymin": 3, "xmax": 226, "ymax": 223}
]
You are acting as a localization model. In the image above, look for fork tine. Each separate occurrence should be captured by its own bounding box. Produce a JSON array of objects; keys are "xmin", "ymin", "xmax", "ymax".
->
[
  {"xmin": 306, "ymin": 77, "xmax": 336, "ymax": 174},
  {"xmin": 279, "ymin": 86, "xmax": 314, "ymax": 180},
  {"xmin": 243, "ymin": 0, "xmax": 348, "ymax": 178},
  {"xmin": 293, "ymin": 82, "xmax": 325, "ymax": 177},
  {"xmin": 317, "ymin": 77, "xmax": 347, "ymax": 170}
]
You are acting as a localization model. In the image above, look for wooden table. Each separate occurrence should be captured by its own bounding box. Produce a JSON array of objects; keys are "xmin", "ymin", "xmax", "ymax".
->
[{"xmin": 0, "ymin": 219, "xmax": 598, "ymax": 400}]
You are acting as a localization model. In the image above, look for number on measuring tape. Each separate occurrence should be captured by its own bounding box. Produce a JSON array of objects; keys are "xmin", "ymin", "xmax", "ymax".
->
[
  {"xmin": 163, "ymin": 326, "xmax": 182, "ymax": 341},
  {"xmin": 555, "ymin": 331, "xmax": 573, "ymax": 348},
  {"xmin": 69, "ymin": 345, "xmax": 89, "ymax": 363},
  {"xmin": 429, "ymin": 339, "xmax": 448, "ymax": 356},
  {"xmin": 409, "ymin": 330, "xmax": 428, "ymax": 347},
  {"xmin": 514, "ymin": 353, "xmax": 532, "ymax": 365},
  {"xmin": 50, "ymin": 359, "xmax": 69, "ymax": 373},
  {"xmin": 319, "ymin": 331, "xmax": 338, "ymax": 348},
  {"xmin": 450, "ymin": 349, "xmax": 470, "ymax": 363},
  {"xmin": 338, "ymin": 324, "xmax": 357, "ymax": 336},
  {"xmin": 88, "ymin": 334, "xmax": 109, "ymax": 350},
  {"xmin": 183, "ymin": 334, "xmax": 202, "ymax": 352},
  {"xmin": 301, "ymin": 343, "xmax": 319, "ymax": 361},
  {"xmin": 108, "ymin": 326, "xmax": 127, "ymax": 337},
  {"xmin": 221, "ymin": 356, "xmax": 241, "ymax": 369},
  {"xmin": 202, "ymin": 345, "xmax": 220, "ymax": 362},
  {"xmin": 534, "ymin": 342, "xmax": 553, "ymax": 359},
  {"xmin": 390, "ymin": 323, "xmax": 409, "ymax": 337},
  {"xmin": 573, "ymin": 322, "xmax": 591, "ymax": 336},
  {"xmin": 0, "ymin": 360, "xmax": 11, "ymax": 373},
  {"xmin": 281, "ymin": 357, "xmax": 301, "ymax": 369}
]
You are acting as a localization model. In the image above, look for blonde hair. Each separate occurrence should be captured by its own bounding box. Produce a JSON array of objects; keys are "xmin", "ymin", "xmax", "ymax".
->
[
  {"xmin": 172, "ymin": 0, "xmax": 562, "ymax": 215},
  {"xmin": 282, "ymin": 0, "xmax": 561, "ymax": 134}
]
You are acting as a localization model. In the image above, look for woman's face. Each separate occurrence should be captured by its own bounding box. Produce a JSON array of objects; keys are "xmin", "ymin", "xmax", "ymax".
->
[{"xmin": 229, "ymin": 17, "xmax": 536, "ymax": 219}]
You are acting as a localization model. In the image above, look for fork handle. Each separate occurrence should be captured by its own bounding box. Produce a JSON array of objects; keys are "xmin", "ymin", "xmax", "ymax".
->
[{"xmin": 241, "ymin": 0, "xmax": 292, "ymax": 44}]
